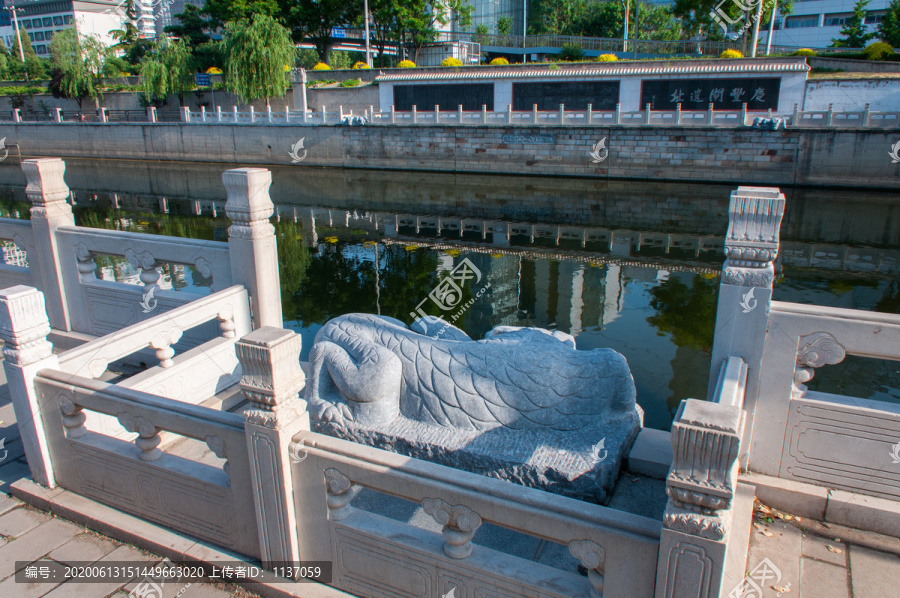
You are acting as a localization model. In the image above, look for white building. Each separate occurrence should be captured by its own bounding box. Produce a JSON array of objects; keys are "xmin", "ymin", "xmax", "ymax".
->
[
  {"xmin": 1, "ymin": 0, "xmax": 128, "ymax": 56},
  {"xmin": 759, "ymin": 0, "xmax": 891, "ymax": 49}
]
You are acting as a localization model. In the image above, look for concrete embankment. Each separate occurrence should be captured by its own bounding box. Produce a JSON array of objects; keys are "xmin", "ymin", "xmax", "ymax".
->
[{"xmin": 7, "ymin": 122, "xmax": 900, "ymax": 189}]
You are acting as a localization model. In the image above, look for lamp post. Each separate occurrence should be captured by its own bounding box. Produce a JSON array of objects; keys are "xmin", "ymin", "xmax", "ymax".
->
[
  {"xmin": 9, "ymin": 3, "xmax": 29, "ymax": 82},
  {"xmin": 523, "ymin": 0, "xmax": 527, "ymax": 62},
  {"xmin": 364, "ymin": 0, "xmax": 372, "ymax": 67}
]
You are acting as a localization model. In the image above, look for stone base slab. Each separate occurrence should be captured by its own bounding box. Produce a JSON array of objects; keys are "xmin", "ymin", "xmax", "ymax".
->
[
  {"xmin": 11, "ymin": 478, "xmax": 354, "ymax": 598},
  {"xmin": 627, "ymin": 428, "xmax": 673, "ymax": 480}
]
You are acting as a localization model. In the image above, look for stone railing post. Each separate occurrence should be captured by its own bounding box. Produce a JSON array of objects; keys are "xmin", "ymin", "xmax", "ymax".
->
[
  {"xmin": 223, "ymin": 167, "xmax": 282, "ymax": 328},
  {"xmin": 147, "ymin": 106, "xmax": 157, "ymax": 123},
  {"xmin": 13, "ymin": 108, "xmax": 21, "ymax": 122},
  {"xmin": 237, "ymin": 327, "xmax": 308, "ymax": 567},
  {"xmin": 655, "ymin": 399, "xmax": 745, "ymax": 598},
  {"xmin": 707, "ymin": 187, "xmax": 785, "ymax": 448},
  {"xmin": 99, "ymin": 108, "xmax": 107, "ymax": 123},
  {"xmin": 0, "ymin": 286, "xmax": 61, "ymax": 487},
  {"xmin": 54, "ymin": 108, "xmax": 63, "ymax": 123},
  {"xmin": 299, "ymin": 68, "xmax": 308, "ymax": 115},
  {"xmin": 22, "ymin": 158, "xmax": 75, "ymax": 330},
  {"xmin": 216, "ymin": 105, "xmax": 222, "ymax": 122},
  {"xmin": 181, "ymin": 106, "xmax": 190, "ymax": 122},
  {"xmin": 249, "ymin": 106, "xmax": 256, "ymax": 123}
]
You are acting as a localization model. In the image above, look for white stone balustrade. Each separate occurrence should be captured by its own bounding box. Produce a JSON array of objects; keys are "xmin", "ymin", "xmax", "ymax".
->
[
  {"xmin": 224, "ymin": 168, "xmax": 283, "ymax": 329},
  {"xmin": 236, "ymin": 326, "xmax": 308, "ymax": 568},
  {"xmin": 0, "ymin": 286, "xmax": 61, "ymax": 487}
]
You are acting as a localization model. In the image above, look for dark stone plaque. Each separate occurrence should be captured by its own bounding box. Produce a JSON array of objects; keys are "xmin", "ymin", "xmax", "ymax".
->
[
  {"xmin": 502, "ymin": 134, "xmax": 556, "ymax": 144},
  {"xmin": 393, "ymin": 83, "xmax": 494, "ymax": 111},
  {"xmin": 640, "ymin": 78, "xmax": 780, "ymax": 111},
  {"xmin": 513, "ymin": 81, "xmax": 620, "ymax": 111}
]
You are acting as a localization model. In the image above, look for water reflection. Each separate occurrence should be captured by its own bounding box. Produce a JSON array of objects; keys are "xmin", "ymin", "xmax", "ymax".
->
[{"xmin": 0, "ymin": 159, "xmax": 898, "ymax": 428}]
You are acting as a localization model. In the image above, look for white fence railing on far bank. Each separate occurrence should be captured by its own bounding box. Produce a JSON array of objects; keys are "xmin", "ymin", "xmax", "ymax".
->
[{"xmin": 4, "ymin": 103, "xmax": 899, "ymax": 128}]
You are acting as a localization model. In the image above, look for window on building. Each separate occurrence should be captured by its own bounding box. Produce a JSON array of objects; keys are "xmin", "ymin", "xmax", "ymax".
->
[
  {"xmin": 35, "ymin": 45, "xmax": 47, "ymax": 54},
  {"xmin": 786, "ymin": 16, "xmax": 819, "ymax": 28},
  {"xmin": 53, "ymin": 16, "xmax": 63, "ymax": 26},
  {"xmin": 43, "ymin": 17, "xmax": 52, "ymax": 27},
  {"xmin": 22, "ymin": 20, "xmax": 31, "ymax": 29},
  {"xmin": 824, "ymin": 13, "xmax": 852, "ymax": 26},
  {"xmin": 34, "ymin": 31, "xmax": 44, "ymax": 41},
  {"xmin": 865, "ymin": 13, "xmax": 884, "ymax": 24},
  {"xmin": 27, "ymin": 32, "xmax": 34, "ymax": 41},
  {"xmin": 45, "ymin": 30, "xmax": 53, "ymax": 40},
  {"xmin": 64, "ymin": 15, "xmax": 72, "ymax": 24}
]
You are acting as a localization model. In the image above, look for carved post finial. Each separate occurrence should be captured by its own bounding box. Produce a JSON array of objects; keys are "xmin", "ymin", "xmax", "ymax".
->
[
  {"xmin": 722, "ymin": 187, "xmax": 786, "ymax": 288},
  {"xmin": 223, "ymin": 168, "xmax": 282, "ymax": 328},
  {"xmin": 236, "ymin": 326, "xmax": 306, "ymax": 415},
  {"xmin": 22, "ymin": 158, "xmax": 70, "ymax": 205},
  {"xmin": 0, "ymin": 285, "xmax": 53, "ymax": 365}
]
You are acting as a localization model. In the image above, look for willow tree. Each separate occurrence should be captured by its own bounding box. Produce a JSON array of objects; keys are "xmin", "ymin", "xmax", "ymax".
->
[
  {"xmin": 223, "ymin": 13, "xmax": 294, "ymax": 108},
  {"xmin": 49, "ymin": 28, "xmax": 107, "ymax": 111},
  {"xmin": 140, "ymin": 38, "xmax": 195, "ymax": 106}
]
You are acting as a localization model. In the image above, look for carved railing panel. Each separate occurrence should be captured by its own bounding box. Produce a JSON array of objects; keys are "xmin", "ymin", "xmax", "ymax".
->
[{"xmin": 290, "ymin": 430, "xmax": 661, "ymax": 598}]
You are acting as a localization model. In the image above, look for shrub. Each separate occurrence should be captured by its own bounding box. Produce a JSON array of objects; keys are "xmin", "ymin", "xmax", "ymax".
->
[
  {"xmin": 341, "ymin": 78, "xmax": 361, "ymax": 87},
  {"xmin": 720, "ymin": 49, "xmax": 743, "ymax": 59},
  {"xmin": 791, "ymin": 48, "xmax": 816, "ymax": 56},
  {"xmin": 596, "ymin": 54, "xmax": 619, "ymax": 62},
  {"xmin": 862, "ymin": 41, "xmax": 894, "ymax": 60},
  {"xmin": 489, "ymin": 57, "xmax": 509, "ymax": 65},
  {"xmin": 352, "ymin": 61, "xmax": 370, "ymax": 69},
  {"xmin": 297, "ymin": 48, "xmax": 320, "ymax": 70},
  {"xmin": 312, "ymin": 63, "xmax": 331, "ymax": 71},
  {"xmin": 328, "ymin": 50, "xmax": 352, "ymax": 69},
  {"xmin": 441, "ymin": 57, "xmax": 463, "ymax": 66},
  {"xmin": 398, "ymin": 60, "xmax": 416, "ymax": 68},
  {"xmin": 206, "ymin": 66, "xmax": 223, "ymax": 74},
  {"xmin": 548, "ymin": 63, "xmax": 559, "ymax": 70},
  {"xmin": 559, "ymin": 43, "xmax": 586, "ymax": 61}
]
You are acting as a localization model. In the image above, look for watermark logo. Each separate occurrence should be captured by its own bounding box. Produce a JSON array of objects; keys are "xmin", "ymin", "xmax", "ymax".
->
[
  {"xmin": 410, "ymin": 257, "xmax": 491, "ymax": 336},
  {"xmin": 0, "ymin": 437, "xmax": 7, "ymax": 464},
  {"xmin": 739, "ymin": 287, "xmax": 757, "ymax": 313},
  {"xmin": 139, "ymin": 286, "xmax": 158, "ymax": 313},
  {"xmin": 594, "ymin": 437, "xmax": 608, "ymax": 463},
  {"xmin": 442, "ymin": 586, "xmax": 458, "ymax": 598},
  {"xmin": 589, "ymin": 137, "xmax": 608, "ymax": 163},
  {"xmin": 0, "ymin": 138, "xmax": 8, "ymax": 162},
  {"xmin": 128, "ymin": 559, "xmax": 191, "ymax": 598},
  {"xmin": 435, "ymin": 0, "xmax": 463, "ymax": 10},
  {"xmin": 290, "ymin": 438, "xmax": 309, "ymax": 463},
  {"xmin": 289, "ymin": 138, "xmax": 308, "ymax": 163},
  {"xmin": 890, "ymin": 439, "xmax": 900, "ymax": 464},
  {"xmin": 710, "ymin": 0, "xmax": 773, "ymax": 37},
  {"xmin": 728, "ymin": 558, "xmax": 790, "ymax": 598},
  {"xmin": 889, "ymin": 139, "xmax": 900, "ymax": 164}
]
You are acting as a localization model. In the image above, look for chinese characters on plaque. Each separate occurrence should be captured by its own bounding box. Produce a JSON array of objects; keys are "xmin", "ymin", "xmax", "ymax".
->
[{"xmin": 641, "ymin": 78, "xmax": 780, "ymax": 111}]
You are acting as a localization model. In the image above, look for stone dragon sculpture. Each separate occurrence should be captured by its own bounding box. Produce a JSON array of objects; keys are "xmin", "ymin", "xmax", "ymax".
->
[{"xmin": 305, "ymin": 313, "xmax": 637, "ymax": 432}]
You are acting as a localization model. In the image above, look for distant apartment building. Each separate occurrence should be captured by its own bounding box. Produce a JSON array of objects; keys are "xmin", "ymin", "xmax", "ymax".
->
[
  {"xmin": 0, "ymin": 0, "xmax": 128, "ymax": 54},
  {"xmin": 154, "ymin": 0, "xmax": 201, "ymax": 36},
  {"xmin": 760, "ymin": 0, "xmax": 891, "ymax": 48}
]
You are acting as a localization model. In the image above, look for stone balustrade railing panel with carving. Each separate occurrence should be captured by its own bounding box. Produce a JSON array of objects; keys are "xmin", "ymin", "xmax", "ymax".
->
[
  {"xmin": 749, "ymin": 301, "xmax": 900, "ymax": 500},
  {"xmin": 0, "ymin": 218, "xmax": 35, "ymax": 288},
  {"xmin": 289, "ymin": 429, "xmax": 661, "ymax": 598},
  {"xmin": 55, "ymin": 226, "xmax": 231, "ymax": 337},
  {"xmin": 33, "ymin": 367, "xmax": 261, "ymax": 558}
]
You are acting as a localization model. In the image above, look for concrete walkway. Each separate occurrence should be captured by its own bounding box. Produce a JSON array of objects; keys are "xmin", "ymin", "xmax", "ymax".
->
[{"xmin": 745, "ymin": 501, "xmax": 900, "ymax": 598}]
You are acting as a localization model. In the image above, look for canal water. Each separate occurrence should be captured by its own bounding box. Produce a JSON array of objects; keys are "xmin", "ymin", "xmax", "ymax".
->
[{"xmin": 1, "ymin": 159, "xmax": 897, "ymax": 430}]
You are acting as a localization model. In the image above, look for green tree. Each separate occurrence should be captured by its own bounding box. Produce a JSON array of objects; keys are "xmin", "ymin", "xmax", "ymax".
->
[
  {"xmin": 11, "ymin": 26, "xmax": 48, "ymax": 80},
  {"xmin": 0, "ymin": 40, "xmax": 9, "ymax": 80},
  {"xmin": 283, "ymin": 0, "xmax": 361, "ymax": 59},
  {"xmin": 49, "ymin": 28, "xmax": 108, "ymax": 111},
  {"xmin": 296, "ymin": 47, "xmax": 320, "ymax": 69},
  {"xmin": 140, "ymin": 38, "xmax": 195, "ymax": 106},
  {"xmin": 165, "ymin": 4, "xmax": 212, "ymax": 47},
  {"xmin": 832, "ymin": 0, "xmax": 875, "ymax": 47},
  {"xmin": 878, "ymin": 0, "xmax": 900, "ymax": 46},
  {"xmin": 223, "ymin": 13, "xmax": 295, "ymax": 107},
  {"xmin": 202, "ymin": 0, "xmax": 281, "ymax": 31},
  {"xmin": 109, "ymin": 0, "xmax": 141, "ymax": 48},
  {"xmin": 496, "ymin": 15, "xmax": 513, "ymax": 34}
]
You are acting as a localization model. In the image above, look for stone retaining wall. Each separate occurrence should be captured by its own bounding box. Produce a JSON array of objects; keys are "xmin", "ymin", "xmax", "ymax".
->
[{"xmin": 5, "ymin": 122, "xmax": 899, "ymax": 189}]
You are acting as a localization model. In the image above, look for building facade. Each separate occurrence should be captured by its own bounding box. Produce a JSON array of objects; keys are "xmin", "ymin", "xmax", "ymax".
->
[
  {"xmin": 0, "ymin": 0, "xmax": 127, "ymax": 55},
  {"xmin": 759, "ymin": 0, "xmax": 891, "ymax": 49}
]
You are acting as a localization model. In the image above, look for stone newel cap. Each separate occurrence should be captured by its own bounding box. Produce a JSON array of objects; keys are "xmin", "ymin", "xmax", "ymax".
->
[
  {"xmin": 0, "ymin": 285, "xmax": 50, "ymax": 338},
  {"xmin": 22, "ymin": 158, "xmax": 70, "ymax": 204},
  {"xmin": 223, "ymin": 168, "xmax": 274, "ymax": 224},
  {"xmin": 675, "ymin": 398, "xmax": 744, "ymax": 435},
  {"xmin": 235, "ymin": 326, "xmax": 304, "ymax": 407}
]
